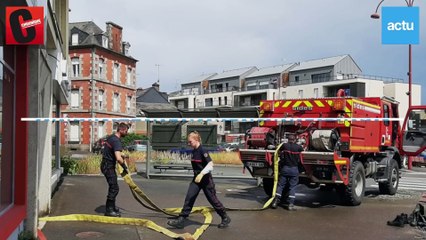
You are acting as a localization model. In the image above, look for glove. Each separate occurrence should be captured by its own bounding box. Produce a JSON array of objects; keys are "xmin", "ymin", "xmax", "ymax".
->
[
  {"xmin": 120, "ymin": 163, "xmax": 129, "ymax": 176},
  {"xmin": 194, "ymin": 173, "xmax": 204, "ymax": 183}
]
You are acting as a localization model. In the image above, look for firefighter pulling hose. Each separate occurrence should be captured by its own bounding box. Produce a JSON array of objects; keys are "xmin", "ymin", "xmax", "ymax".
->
[{"xmin": 40, "ymin": 142, "xmax": 283, "ymax": 240}]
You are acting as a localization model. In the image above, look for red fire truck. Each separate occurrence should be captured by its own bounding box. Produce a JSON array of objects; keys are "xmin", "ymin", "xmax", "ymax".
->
[{"xmin": 239, "ymin": 94, "xmax": 405, "ymax": 205}]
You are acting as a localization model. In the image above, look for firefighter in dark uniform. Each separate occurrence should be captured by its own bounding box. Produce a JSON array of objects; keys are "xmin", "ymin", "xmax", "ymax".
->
[
  {"xmin": 271, "ymin": 134, "xmax": 303, "ymax": 210},
  {"xmin": 167, "ymin": 131, "xmax": 231, "ymax": 229},
  {"xmin": 101, "ymin": 122, "xmax": 129, "ymax": 217}
]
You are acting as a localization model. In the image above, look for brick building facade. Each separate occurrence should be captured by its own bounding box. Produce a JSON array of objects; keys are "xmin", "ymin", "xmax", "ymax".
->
[{"xmin": 62, "ymin": 21, "xmax": 138, "ymax": 151}]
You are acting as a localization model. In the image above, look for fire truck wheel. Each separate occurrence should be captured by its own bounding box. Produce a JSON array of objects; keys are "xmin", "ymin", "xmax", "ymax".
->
[
  {"xmin": 262, "ymin": 178, "xmax": 274, "ymax": 197},
  {"xmin": 342, "ymin": 161, "xmax": 365, "ymax": 206},
  {"xmin": 378, "ymin": 159, "xmax": 399, "ymax": 195}
]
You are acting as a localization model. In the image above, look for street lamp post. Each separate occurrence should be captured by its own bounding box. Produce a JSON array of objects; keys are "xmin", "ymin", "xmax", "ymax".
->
[{"xmin": 371, "ymin": 0, "xmax": 415, "ymax": 169}]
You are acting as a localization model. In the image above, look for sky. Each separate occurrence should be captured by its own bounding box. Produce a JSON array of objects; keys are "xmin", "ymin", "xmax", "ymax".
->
[{"xmin": 69, "ymin": 0, "xmax": 426, "ymax": 104}]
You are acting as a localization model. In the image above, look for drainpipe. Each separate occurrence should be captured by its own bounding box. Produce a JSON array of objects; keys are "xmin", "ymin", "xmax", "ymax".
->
[
  {"xmin": 56, "ymin": 102, "xmax": 60, "ymax": 169},
  {"xmin": 90, "ymin": 47, "xmax": 95, "ymax": 152}
]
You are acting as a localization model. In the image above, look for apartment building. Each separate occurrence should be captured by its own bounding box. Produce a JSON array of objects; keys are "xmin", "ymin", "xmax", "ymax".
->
[
  {"xmin": 63, "ymin": 21, "xmax": 138, "ymax": 151},
  {"xmin": 170, "ymin": 54, "xmax": 421, "ymax": 135}
]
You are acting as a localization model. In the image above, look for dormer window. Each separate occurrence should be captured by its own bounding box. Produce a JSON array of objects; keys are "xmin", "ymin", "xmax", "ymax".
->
[
  {"xmin": 102, "ymin": 35, "xmax": 108, "ymax": 48},
  {"xmin": 71, "ymin": 33, "xmax": 78, "ymax": 45}
]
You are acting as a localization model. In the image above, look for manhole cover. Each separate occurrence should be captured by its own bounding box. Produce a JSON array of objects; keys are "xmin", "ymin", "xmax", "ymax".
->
[{"xmin": 75, "ymin": 231, "xmax": 104, "ymax": 238}]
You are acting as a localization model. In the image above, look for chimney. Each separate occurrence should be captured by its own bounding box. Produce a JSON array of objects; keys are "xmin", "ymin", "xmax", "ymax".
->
[
  {"xmin": 136, "ymin": 87, "xmax": 144, "ymax": 97},
  {"xmin": 105, "ymin": 21, "xmax": 123, "ymax": 53},
  {"xmin": 152, "ymin": 82, "xmax": 160, "ymax": 91}
]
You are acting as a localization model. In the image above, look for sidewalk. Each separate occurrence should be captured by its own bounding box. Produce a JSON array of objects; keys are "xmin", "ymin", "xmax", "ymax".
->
[
  {"xmin": 40, "ymin": 164, "xmax": 426, "ymax": 239},
  {"xmin": 41, "ymin": 175, "xmax": 148, "ymax": 240},
  {"xmin": 40, "ymin": 164, "xmax": 255, "ymax": 240}
]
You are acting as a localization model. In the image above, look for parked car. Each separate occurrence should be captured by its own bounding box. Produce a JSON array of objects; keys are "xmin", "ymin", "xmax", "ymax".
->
[
  {"xmin": 126, "ymin": 140, "xmax": 147, "ymax": 152},
  {"xmin": 92, "ymin": 138, "xmax": 107, "ymax": 154},
  {"xmin": 221, "ymin": 142, "xmax": 245, "ymax": 152}
]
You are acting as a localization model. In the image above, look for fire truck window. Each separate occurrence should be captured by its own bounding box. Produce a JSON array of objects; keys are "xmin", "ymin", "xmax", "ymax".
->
[
  {"xmin": 407, "ymin": 110, "xmax": 425, "ymax": 132},
  {"xmin": 383, "ymin": 104, "xmax": 389, "ymax": 126}
]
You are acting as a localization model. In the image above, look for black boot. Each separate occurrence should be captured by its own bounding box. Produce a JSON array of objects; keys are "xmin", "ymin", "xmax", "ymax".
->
[
  {"xmin": 271, "ymin": 197, "xmax": 279, "ymax": 209},
  {"xmin": 167, "ymin": 216, "xmax": 185, "ymax": 229},
  {"xmin": 218, "ymin": 213, "xmax": 231, "ymax": 229},
  {"xmin": 113, "ymin": 202, "xmax": 120, "ymax": 213},
  {"xmin": 105, "ymin": 199, "xmax": 121, "ymax": 217},
  {"xmin": 387, "ymin": 213, "xmax": 407, "ymax": 227},
  {"xmin": 286, "ymin": 204, "xmax": 297, "ymax": 211}
]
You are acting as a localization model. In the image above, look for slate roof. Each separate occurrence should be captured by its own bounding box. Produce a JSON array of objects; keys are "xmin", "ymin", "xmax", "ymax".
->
[
  {"xmin": 290, "ymin": 55, "xmax": 349, "ymax": 71},
  {"xmin": 245, "ymin": 63, "xmax": 295, "ymax": 78},
  {"xmin": 209, "ymin": 66, "xmax": 257, "ymax": 80}
]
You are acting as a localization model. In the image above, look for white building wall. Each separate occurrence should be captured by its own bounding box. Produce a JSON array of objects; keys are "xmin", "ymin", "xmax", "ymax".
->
[
  {"xmin": 233, "ymin": 89, "xmax": 278, "ymax": 101},
  {"xmin": 188, "ymin": 96, "xmax": 196, "ymax": 109},
  {"xmin": 361, "ymin": 79, "xmax": 384, "ymax": 97},
  {"xmin": 384, "ymin": 83, "xmax": 421, "ymax": 119}
]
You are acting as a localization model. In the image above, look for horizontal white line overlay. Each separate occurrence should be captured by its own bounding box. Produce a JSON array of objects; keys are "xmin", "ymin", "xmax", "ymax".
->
[{"xmin": 21, "ymin": 117, "xmax": 404, "ymax": 122}]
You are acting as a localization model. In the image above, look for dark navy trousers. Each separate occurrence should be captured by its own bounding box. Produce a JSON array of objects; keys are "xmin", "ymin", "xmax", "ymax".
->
[
  {"xmin": 101, "ymin": 160, "xmax": 119, "ymax": 202},
  {"xmin": 180, "ymin": 174, "xmax": 226, "ymax": 218},
  {"xmin": 276, "ymin": 166, "xmax": 299, "ymax": 205}
]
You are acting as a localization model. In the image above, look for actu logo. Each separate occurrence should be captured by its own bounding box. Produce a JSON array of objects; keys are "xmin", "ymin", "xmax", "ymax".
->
[
  {"xmin": 5, "ymin": 7, "xmax": 44, "ymax": 45},
  {"xmin": 381, "ymin": 7, "xmax": 419, "ymax": 45}
]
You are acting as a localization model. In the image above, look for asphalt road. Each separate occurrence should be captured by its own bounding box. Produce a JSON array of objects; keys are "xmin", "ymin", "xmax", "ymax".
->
[{"xmin": 43, "ymin": 172, "xmax": 426, "ymax": 240}]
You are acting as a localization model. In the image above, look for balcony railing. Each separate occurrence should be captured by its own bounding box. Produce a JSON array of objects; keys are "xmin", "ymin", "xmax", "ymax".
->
[{"xmin": 203, "ymin": 86, "xmax": 237, "ymax": 94}]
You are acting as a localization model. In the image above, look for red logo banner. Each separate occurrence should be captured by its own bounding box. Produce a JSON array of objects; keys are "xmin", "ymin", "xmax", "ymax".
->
[{"xmin": 5, "ymin": 6, "xmax": 44, "ymax": 45}]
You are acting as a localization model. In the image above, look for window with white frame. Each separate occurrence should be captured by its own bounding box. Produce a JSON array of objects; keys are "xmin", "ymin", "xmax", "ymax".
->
[
  {"xmin": 69, "ymin": 122, "xmax": 80, "ymax": 142},
  {"xmin": 282, "ymin": 91, "xmax": 286, "ymax": 99},
  {"xmin": 99, "ymin": 59, "xmax": 105, "ymax": 78},
  {"xmin": 98, "ymin": 90, "xmax": 104, "ymax": 110},
  {"xmin": 113, "ymin": 93, "xmax": 119, "ymax": 112},
  {"xmin": 71, "ymin": 33, "xmax": 78, "ymax": 45},
  {"xmin": 102, "ymin": 35, "xmax": 108, "ymax": 48},
  {"xmin": 71, "ymin": 89, "xmax": 80, "ymax": 108},
  {"xmin": 127, "ymin": 96, "xmax": 131, "ymax": 113},
  {"xmin": 98, "ymin": 121, "xmax": 104, "ymax": 138},
  {"xmin": 126, "ymin": 68, "xmax": 132, "ymax": 85},
  {"xmin": 298, "ymin": 90, "xmax": 303, "ymax": 98},
  {"xmin": 224, "ymin": 96, "xmax": 228, "ymax": 105},
  {"xmin": 71, "ymin": 57, "xmax": 80, "ymax": 77},
  {"xmin": 113, "ymin": 63, "xmax": 119, "ymax": 83}
]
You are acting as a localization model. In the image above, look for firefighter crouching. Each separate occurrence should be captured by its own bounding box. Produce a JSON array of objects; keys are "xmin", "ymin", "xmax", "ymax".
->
[{"xmin": 271, "ymin": 134, "xmax": 304, "ymax": 210}]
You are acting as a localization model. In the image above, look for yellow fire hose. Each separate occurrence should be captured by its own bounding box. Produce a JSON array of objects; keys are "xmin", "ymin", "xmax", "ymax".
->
[{"xmin": 40, "ymin": 144, "xmax": 282, "ymax": 240}]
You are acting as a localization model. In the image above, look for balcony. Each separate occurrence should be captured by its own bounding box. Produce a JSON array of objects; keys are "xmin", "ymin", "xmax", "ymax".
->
[
  {"xmin": 169, "ymin": 89, "xmax": 200, "ymax": 97},
  {"xmin": 203, "ymin": 86, "xmax": 237, "ymax": 94},
  {"xmin": 291, "ymin": 74, "xmax": 404, "ymax": 86}
]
